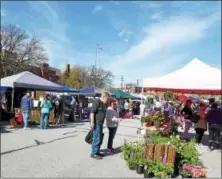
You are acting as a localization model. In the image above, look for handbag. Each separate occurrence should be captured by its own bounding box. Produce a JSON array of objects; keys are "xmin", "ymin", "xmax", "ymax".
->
[
  {"xmin": 85, "ymin": 130, "xmax": 104, "ymax": 145},
  {"xmin": 190, "ymin": 113, "xmax": 200, "ymax": 123},
  {"xmin": 85, "ymin": 130, "xmax": 93, "ymax": 144}
]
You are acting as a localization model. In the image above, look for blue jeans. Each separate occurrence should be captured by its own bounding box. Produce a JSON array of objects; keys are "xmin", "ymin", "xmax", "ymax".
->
[
  {"xmin": 22, "ymin": 111, "xmax": 30, "ymax": 128},
  {"xmin": 40, "ymin": 113, "xmax": 49, "ymax": 129},
  {"xmin": 107, "ymin": 127, "xmax": 117, "ymax": 149},
  {"xmin": 91, "ymin": 124, "xmax": 103, "ymax": 155}
]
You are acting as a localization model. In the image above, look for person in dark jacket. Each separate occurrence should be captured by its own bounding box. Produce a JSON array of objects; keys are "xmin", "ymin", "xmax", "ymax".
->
[
  {"xmin": 205, "ymin": 103, "xmax": 222, "ymax": 151},
  {"xmin": 20, "ymin": 90, "xmax": 33, "ymax": 129},
  {"xmin": 181, "ymin": 99, "xmax": 193, "ymax": 140},
  {"xmin": 90, "ymin": 92, "xmax": 110, "ymax": 159}
]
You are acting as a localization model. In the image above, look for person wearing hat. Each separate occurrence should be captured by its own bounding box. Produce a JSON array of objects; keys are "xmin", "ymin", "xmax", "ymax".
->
[
  {"xmin": 40, "ymin": 94, "xmax": 52, "ymax": 129},
  {"xmin": 20, "ymin": 90, "xmax": 33, "ymax": 129}
]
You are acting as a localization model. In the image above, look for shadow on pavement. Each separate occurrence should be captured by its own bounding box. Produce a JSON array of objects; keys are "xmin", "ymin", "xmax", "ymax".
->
[
  {"xmin": 74, "ymin": 127, "xmax": 139, "ymax": 139},
  {"xmin": 0, "ymin": 127, "xmax": 12, "ymax": 133},
  {"xmin": 100, "ymin": 146, "xmax": 122, "ymax": 157},
  {"xmin": 1, "ymin": 134, "xmax": 77, "ymax": 156}
]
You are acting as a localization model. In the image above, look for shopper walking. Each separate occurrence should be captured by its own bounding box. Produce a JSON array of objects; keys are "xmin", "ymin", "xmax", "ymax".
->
[
  {"xmin": 40, "ymin": 94, "xmax": 52, "ymax": 129},
  {"xmin": 205, "ymin": 103, "xmax": 222, "ymax": 151},
  {"xmin": 195, "ymin": 103, "xmax": 207, "ymax": 146},
  {"xmin": 21, "ymin": 90, "xmax": 33, "ymax": 129},
  {"xmin": 106, "ymin": 99, "xmax": 121, "ymax": 153},
  {"xmin": 181, "ymin": 99, "xmax": 193, "ymax": 140},
  {"xmin": 90, "ymin": 92, "xmax": 110, "ymax": 159}
]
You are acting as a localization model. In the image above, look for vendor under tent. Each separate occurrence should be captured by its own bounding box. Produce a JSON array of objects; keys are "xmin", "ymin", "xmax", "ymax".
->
[
  {"xmin": 1, "ymin": 71, "xmax": 64, "ymax": 110},
  {"xmin": 79, "ymin": 86, "xmax": 113, "ymax": 97},
  {"xmin": 110, "ymin": 89, "xmax": 134, "ymax": 99},
  {"xmin": 143, "ymin": 58, "xmax": 221, "ymax": 95}
]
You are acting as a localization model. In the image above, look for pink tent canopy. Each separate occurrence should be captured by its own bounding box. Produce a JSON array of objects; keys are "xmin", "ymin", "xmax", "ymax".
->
[{"xmin": 143, "ymin": 58, "xmax": 221, "ymax": 95}]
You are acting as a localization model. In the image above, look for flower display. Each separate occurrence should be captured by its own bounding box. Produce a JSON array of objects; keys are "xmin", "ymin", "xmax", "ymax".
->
[{"xmin": 182, "ymin": 164, "xmax": 207, "ymax": 178}]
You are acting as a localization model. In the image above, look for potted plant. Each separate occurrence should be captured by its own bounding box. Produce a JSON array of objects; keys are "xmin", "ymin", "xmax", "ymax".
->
[
  {"xmin": 136, "ymin": 152, "xmax": 146, "ymax": 174},
  {"xmin": 150, "ymin": 111, "xmax": 165, "ymax": 129},
  {"xmin": 144, "ymin": 160, "xmax": 154, "ymax": 178},
  {"xmin": 141, "ymin": 116, "xmax": 148, "ymax": 127}
]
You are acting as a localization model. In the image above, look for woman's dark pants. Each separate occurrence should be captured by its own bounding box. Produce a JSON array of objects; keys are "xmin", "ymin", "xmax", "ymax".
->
[
  {"xmin": 208, "ymin": 124, "xmax": 221, "ymax": 149},
  {"xmin": 107, "ymin": 127, "xmax": 117, "ymax": 149},
  {"xmin": 195, "ymin": 128, "xmax": 205, "ymax": 144}
]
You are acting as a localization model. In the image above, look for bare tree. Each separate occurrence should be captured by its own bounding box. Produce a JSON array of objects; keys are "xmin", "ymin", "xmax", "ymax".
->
[
  {"xmin": 85, "ymin": 66, "xmax": 113, "ymax": 88},
  {"xmin": 0, "ymin": 24, "xmax": 48, "ymax": 78}
]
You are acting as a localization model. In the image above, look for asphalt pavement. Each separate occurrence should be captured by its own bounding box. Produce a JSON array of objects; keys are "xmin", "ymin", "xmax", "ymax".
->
[{"xmin": 1, "ymin": 119, "xmax": 221, "ymax": 178}]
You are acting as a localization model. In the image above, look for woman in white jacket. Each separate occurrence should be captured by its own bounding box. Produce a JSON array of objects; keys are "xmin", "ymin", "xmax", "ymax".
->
[{"xmin": 106, "ymin": 99, "xmax": 121, "ymax": 153}]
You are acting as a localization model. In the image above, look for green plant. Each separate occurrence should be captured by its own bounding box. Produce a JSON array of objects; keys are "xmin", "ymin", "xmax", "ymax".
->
[
  {"xmin": 121, "ymin": 140, "xmax": 137, "ymax": 161},
  {"xmin": 163, "ymin": 91, "xmax": 173, "ymax": 101},
  {"xmin": 150, "ymin": 111, "xmax": 165, "ymax": 121},
  {"xmin": 151, "ymin": 161, "xmax": 174, "ymax": 178},
  {"xmin": 141, "ymin": 116, "xmax": 148, "ymax": 123},
  {"xmin": 181, "ymin": 169, "xmax": 191, "ymax": 177},
  {"xmin": 145, "ymin": 160, "xmax": 155, "ymax": 174}
]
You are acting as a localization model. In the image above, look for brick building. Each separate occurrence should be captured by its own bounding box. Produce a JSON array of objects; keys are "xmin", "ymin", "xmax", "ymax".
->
[{"xmin": 40, "ymin": 63, "xmax": 61, "ymax": 82}]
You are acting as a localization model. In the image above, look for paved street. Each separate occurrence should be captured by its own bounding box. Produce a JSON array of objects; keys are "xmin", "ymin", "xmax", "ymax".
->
[{"xmin": 1, "ymin": 119, "xmax": 221, "ymax": 178}]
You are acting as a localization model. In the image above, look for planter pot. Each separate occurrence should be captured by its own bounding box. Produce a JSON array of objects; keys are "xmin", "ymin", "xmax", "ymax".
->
[
  {"xmin": 146, "ymin": 121, "xmax": 153, "ymax": 127},
  {"xmin": 136, "ymin": 165, "xmax": 144, "ymax": 174},
  {"xmin": 182, "ymin": 175, "xmax": 192, "ymax": 178},
  {"xmin": 154, "ymin": 121, "xmax": 161, "ymax": 129},
  {"xmin": 144, "ymin": 170, "xmax": 154, "ymax": 178}
]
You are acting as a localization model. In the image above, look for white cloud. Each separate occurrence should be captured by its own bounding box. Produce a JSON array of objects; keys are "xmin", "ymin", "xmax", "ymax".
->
[
  {"xmin": 92, "ymin": 5, "xmax": 104, "ymax": 14},
  {"xmin": 118, "ymin": 29, "xmax": 133, "ymax": 38},
  {"xmin": 124, "ymin": 38, "xmax": 129, "ymax": 43},
  {"xmin": 104, "ymin": 9, "xmax": 220, "ymax": 84},
  {"xmin": 27, "ymin": 2, "xmax": 220, "ymax": 85},
  {"xmin": 150, "ymin": 11, "xmax": 163, "ymax": 21}
]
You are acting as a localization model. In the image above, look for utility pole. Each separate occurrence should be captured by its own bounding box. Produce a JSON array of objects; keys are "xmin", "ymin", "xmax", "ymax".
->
[{"xmin": 121, "ymin": 75, "xmax": 124, "ymax": 90}]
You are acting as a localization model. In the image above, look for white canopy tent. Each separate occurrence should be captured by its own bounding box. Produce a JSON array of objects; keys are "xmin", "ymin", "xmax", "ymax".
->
[
  {"xmin": 143, "ymin": 58, "xmax": 221, "ymax": 95},
  {"xmin": 1, "ymin": 71, "xmax": 64, "ymax": 110}
]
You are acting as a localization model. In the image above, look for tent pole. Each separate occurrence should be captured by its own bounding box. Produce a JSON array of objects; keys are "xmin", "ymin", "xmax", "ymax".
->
[
  {"xmin": 138, "ymin": 78, "xmax": 144, "ymax": 141},
  {"xmin": 11, "ymin": 87, "xmax": 14, "ymax": 112}
]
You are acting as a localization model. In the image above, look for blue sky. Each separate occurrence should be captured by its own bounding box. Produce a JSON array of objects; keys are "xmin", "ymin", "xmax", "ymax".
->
[{"xmin": 1, "ymin": 1, "xmax": 221, "ymax": 86}]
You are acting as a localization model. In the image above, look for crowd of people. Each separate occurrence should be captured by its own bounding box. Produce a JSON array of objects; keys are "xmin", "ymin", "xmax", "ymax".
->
[
  {"xmin": 1, "ymin": 89, "xmax": 221, "ymax": 159},
  {"xmin": 18, "ymin": 90, "xmax": 82, "ymax": 129},
  {"xmin": 140, "ymin": 97, "xmax": 222, "ymax": 151}
]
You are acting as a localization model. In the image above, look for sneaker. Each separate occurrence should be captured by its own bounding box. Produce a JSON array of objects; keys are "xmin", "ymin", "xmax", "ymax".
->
[
  {"xmin": 91, "ymin": 154, "xmax": 103, "ymax": 160},
  {"xmin": 23, "ymin": 127, "xmax": 31, "ymax": 130},
  {"xmin": 107, "ymin": 149, "xmax": 113, "ymax": 154}
]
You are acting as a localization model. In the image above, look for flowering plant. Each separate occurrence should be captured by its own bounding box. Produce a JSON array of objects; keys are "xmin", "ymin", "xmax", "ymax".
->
[
  {"xmin": 149, "ymin": 111, "xmax": 165, "ymax": 121},
  {"xmin": 182, "ymin": 164, "xmax": 207, "ymax": 178}
]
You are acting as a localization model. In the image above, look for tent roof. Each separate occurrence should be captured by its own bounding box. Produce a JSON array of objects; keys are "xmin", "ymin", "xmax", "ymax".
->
[
  {"xmin": 79, "ymin": 86, "xmax": 111, "ymax": 96},
  {"xmin": 110, "ymin": 89, "xmax": 134, "ymax": 99},
  {"xmin": 1, "ymin": 71, "xmax": 63, "ymax": 91},
  {"xmin": 55, "ymin": 83, "xmax": 79, "ymax": 92},
  {"xmin": 143, "ymin": 58, "xmax": 221, "ymax": 95}
]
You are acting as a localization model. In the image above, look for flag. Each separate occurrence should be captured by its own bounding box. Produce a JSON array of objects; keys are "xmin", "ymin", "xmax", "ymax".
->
[{"xmin": 96, "ymin": 44, "xmax": 102, "ymax": 50}]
